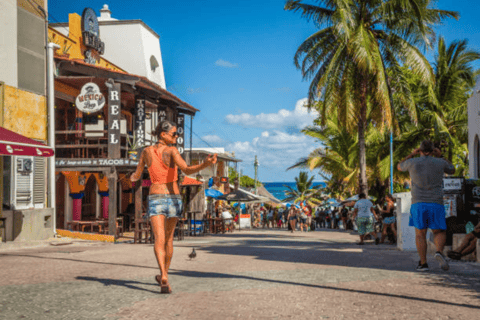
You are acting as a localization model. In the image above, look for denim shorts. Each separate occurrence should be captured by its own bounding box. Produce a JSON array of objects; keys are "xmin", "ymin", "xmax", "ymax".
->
[
  {"xmin": 409, "ymin": 202, "xmax": 446, "ymax": 230},
  {"xmin": 383, "ymin": 216, "xmax": 396, "ymax": 225},
  {"xmin": 147, "ymin": 194, "xmax": 183, "ymax": 219}
]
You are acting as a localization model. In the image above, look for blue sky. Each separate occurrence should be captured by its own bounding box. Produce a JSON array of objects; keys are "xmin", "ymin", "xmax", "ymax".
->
[{"xmin": 49, "ymin": 0, "xmax": 480, "ymax": 182}]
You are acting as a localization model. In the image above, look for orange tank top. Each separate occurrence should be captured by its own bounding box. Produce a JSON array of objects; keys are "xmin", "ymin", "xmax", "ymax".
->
[{"xmin": 147, "ymin": 145, "xmax": 178, "ymax": 184}]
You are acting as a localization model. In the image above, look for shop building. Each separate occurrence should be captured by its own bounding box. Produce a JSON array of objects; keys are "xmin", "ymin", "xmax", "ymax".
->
[
  {"xmin": 468, "ymin": 80, "xmax": 480, "ymax": 179},
  {"xmin": 0, "ymin": 0, "xmax": 56, "ymax": 242},
  {"xmin": 49, "ymin": 7, "xmax": 199, "ymax": 240}
]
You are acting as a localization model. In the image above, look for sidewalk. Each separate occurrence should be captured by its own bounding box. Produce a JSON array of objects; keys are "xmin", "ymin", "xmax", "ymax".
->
[{"xmin": 0, "ymin": 229, "xmax": 479, "ymax": 319}]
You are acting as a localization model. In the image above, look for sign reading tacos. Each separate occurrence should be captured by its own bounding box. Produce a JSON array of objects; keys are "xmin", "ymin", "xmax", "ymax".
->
[
  {"xmin": 75, "ymin": 82, "xmax": 105, "ymax": 113},
  {"xmin": 81, "ymin": 8, "xmax": 105, "ymax": 56}
]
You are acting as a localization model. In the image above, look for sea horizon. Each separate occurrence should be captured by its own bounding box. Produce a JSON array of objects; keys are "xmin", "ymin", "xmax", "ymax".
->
[{"xmin": 263, "ymin": 181, "xmax": 326, "ymax": 201}]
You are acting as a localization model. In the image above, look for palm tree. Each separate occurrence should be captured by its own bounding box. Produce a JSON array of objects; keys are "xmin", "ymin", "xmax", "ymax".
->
[
  {"xmin": 385, "ymin": 38, "xmax": 479, "ymax": 175},
  {"xmin": 288, "ymin": 116, "xmax": 360, "ymax": 196},
  {"xmin": 283, "ymin": 172, "xmax": 323, "ymax": 207},
  {"xmin": 285, "ymin": 0, "xmax": 458, "ymax": 194}
]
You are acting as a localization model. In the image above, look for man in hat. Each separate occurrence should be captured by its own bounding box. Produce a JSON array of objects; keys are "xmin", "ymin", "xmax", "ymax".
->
[{"xmin": 398, "ymin": 140, "xmax": 455, "ymax": 271}]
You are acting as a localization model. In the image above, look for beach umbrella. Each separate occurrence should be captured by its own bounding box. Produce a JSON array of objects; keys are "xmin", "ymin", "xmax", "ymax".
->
[{"xmin": 205, "ymin": 188, "xmax": 223, "ymax": 198}]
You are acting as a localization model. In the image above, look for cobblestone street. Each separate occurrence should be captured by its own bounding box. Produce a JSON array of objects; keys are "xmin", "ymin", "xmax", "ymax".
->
[{"xmin": 1, "ymin": 229, "xmax": 479, "ymax": 320}]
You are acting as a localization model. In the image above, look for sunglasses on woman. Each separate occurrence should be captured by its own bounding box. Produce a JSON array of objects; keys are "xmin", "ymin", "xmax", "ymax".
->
[{"xmin": 166, "ymin": 132, "xmax": 180, "ymax": 137}]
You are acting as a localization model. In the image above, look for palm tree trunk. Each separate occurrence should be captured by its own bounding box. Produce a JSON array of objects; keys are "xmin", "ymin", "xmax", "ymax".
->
[{"xmin": 358, "ymin": 81, "xmax": 368, "ymax": 196}]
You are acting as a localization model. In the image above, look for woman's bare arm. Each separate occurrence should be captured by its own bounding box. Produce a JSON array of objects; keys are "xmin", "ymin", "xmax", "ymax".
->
[
  {"xmin": 171, "ymin": 148, "xmax": 217, "ymax": 175},
  {"xmin": 130, "ymin": 148, "xmax": 149, "ymax": 182}
]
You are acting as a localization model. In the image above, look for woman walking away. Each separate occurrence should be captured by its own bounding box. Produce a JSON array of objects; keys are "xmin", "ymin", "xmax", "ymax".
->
[
  {"xmin": 287, "ymin": 207, "xmax": 297, "ymax": 233},
  {"xmin": 379, "ymin": 194, "xmax": 398, "ymax": 244},
  {"xmin": 130, "ymin": 120, "xmax": 217, "ymax": 293}
]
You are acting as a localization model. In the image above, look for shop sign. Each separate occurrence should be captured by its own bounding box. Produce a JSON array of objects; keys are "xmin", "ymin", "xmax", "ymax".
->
[
  {"xmin": 158, "ymin": 106, "xmax": 167, "ymax": 123},
  {"xmin": 56, "ymin": 159, "xmax": 139, "ymax": 167},
  {"xmin": 443, "ymin": 177, "xmax": 464, "ymax": 193},
  {"xmin": 75, "ymin": 82, "xmax": 105, "ymax": 113},
  {"xmin": 176, "ymin": 114, "xmax": 185, "ymax": 156},
  {"xmin": 107, "ymin": 82, "xmax": 121, "ymax": 158},
  {"xmin": 134, "ymin": 96, "xmax": 146, "ymax": 148},
  {"xmin": 81, "ymin": 7, "xmax": 105, "ymax": 61}
]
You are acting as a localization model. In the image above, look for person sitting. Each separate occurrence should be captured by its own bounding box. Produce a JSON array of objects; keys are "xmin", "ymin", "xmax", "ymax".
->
[{"xmin": 447, "ymin": 221, "xmax": 480, "ymax": 260}]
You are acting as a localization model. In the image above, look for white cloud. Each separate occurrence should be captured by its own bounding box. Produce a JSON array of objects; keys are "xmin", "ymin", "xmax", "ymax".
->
[
  {"xmin": 225, "ymin": 98, "xmax": 317, "ymax": 130},
  {"xmin": 226, "ymin": 130, "xmax": 319, "ymax": 173},
  {"xmin": 202, "ymin": 135, "xmax": 223, "ymax": 144},
  {"xmin": 215, "ymin": 59, "xmax": 239, "ymax": 68}
]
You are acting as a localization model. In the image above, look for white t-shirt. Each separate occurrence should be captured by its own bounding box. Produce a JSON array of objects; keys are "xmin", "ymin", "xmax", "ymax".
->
[
  {"xmin": 267, "ymin": 210, "xmax": 274, "ymax": 218},
  {"xmin": 354, "ymin": 199, "xmax": 374, "ymax": 218},
  {"xmin": 221, "ymin": 211, "xmax": 233, "ymax": 219}
]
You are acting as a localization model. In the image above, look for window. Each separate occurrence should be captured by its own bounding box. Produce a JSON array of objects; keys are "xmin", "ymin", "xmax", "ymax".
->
[{"xmin": 150, "ymin": 55, "xmax": 159, "ymax": 72}]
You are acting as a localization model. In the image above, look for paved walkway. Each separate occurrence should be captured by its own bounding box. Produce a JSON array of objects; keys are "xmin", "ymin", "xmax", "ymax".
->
[{"xmin": 1, "ymin": 229, "xmax": 479, "ymax": 319}]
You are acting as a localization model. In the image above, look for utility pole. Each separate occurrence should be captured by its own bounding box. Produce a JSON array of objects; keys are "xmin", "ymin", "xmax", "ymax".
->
[{"xmin": 254, "ymin": 155, "xmax": 259, "ymax": 195}]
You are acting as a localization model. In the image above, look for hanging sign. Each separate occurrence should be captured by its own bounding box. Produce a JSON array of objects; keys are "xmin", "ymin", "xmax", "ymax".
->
[
  {"xmin": 107, "ymin": 82, "xmax": 121, "ymax": 158},
  {"xmin": 81, "ymin": 8, "xmax": 105, "ymax": 56},
  {"xmin": 176, "ymin": 114, "xmax": 185, "ymax": 157},
  {"xmin": 75, "ymin": 82, "xmax": 105, "ymax": 113},
  {"xmin": 158, "ymin": 105, "xmax": 167, "ymax": 123},
  {"xmin": 134, "ymin": 95, "xmax": 146, "ymax": 149}
]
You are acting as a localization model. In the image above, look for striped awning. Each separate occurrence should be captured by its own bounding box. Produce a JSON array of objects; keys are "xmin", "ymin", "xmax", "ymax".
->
[{"xmin": 0, "ymin": 127, "xmax": 54, "ymax": 157}]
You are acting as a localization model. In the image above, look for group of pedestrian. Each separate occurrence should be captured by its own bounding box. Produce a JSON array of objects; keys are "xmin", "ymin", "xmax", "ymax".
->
[{"xmin": 130, "ymin": 130, "xmax": 455, "ymax": 296}]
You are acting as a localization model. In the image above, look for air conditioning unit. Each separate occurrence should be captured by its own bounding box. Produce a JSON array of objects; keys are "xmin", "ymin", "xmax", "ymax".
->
[{"xmin": 2, "ymin": 156, "xmax": 46, "ymax": 210}]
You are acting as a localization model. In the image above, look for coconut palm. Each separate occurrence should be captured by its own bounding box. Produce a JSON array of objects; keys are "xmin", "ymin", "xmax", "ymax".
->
[
  {"xmin": 285, "ymin": 0, "xmax": 458, "ymax": 194},
  {"xmin": 283, "ymin": 172, "xmax": 323, "ymax": 206},
  {"xmin": 288, "ymin": 116, "xmax": 359, "ymax": 196},
  {"xmin": 383, "ymin": 38, "xmax": 480, "ymax": 176}
]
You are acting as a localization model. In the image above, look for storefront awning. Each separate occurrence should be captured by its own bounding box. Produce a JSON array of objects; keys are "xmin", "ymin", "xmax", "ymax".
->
[{"xmin": 0, "ymin": 127, "xmax": 54, "ymax": 157}]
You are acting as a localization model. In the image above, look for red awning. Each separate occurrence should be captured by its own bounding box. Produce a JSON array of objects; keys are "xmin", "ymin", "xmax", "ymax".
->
[{"xmin": 0, "ymin": 127, "xmax": 54, "ymax": 157}]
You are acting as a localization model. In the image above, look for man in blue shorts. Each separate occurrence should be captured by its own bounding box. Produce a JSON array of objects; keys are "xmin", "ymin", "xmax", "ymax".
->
[{"xmin": 398, "ymin": 140, "xmax": 455, "ymax": 271}]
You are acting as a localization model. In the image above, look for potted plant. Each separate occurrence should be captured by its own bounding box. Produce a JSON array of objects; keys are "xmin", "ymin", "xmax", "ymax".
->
[{"xmin": 127, "ymin": 133, "xmax": 142, "ymax": 160}]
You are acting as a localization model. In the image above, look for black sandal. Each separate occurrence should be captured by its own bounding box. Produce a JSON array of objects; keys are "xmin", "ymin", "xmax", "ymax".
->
[{"xmin": 447, "ymin": 251, "xmax": 462, "ymax": 260}]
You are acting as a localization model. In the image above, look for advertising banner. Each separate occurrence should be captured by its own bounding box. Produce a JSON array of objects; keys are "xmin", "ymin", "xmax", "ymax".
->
[{"xmin": 240, "ymin": 214, "xmax": 251, "ymax": 229}]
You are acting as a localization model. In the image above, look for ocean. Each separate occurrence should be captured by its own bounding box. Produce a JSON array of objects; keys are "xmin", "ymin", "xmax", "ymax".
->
[{"xmin": 263, "ymin": 182, "xmax": 326, "ymax": 201}]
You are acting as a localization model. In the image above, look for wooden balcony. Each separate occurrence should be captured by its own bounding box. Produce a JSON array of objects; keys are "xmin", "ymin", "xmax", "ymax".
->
[{"xmin": 55, "ymin": 130, "xmax": 154, "ymax": 159}]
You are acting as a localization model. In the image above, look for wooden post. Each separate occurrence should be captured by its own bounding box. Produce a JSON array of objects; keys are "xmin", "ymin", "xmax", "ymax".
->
[
  {"xmin": 108, "ymin": 169, "xmax": 118, "ymax": 237},
  {"xmin": 134, "ymin": 176, "xmax": 143, "ymax": 244}
]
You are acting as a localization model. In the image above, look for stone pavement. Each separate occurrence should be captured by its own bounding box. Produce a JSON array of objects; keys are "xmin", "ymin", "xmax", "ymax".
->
[{"xmin": 0, "ymin": 229, "xmax": 479, "ymax": 320}]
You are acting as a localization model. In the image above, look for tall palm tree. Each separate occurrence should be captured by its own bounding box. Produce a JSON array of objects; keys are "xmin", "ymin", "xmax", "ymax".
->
[
  {"xmin": 288, "ymin": 116, "xmax": 360, "ymax": 196},
  {"xmin": 283, "ymin": 172, "xmax": 323, "ymax": 206},
  {"xmin": 385, "ymin": 38, "xmax": 479, "ymax": 174},
  {"xmin": 285, "ymin": 0, "xmax": 458, "ymax": 194}
]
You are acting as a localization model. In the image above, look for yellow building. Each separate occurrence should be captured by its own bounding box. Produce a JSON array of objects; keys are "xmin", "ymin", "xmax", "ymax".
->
[{"xmin": 0, "ymin": 0, "xmax": 54, "ymax": 242}]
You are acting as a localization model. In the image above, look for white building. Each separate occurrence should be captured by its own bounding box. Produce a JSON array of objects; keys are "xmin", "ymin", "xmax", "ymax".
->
[
  {"xmin": 52, "ymin": 4, "xmax": 166, "ymax": 88},
  {"xmin": 468, "ymin": 80, "xmax": 480, "ymax": 178}
]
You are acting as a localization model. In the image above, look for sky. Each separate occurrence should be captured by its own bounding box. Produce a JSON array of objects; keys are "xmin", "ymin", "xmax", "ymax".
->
[{"xmin": 49, "ymin": 0, "xmax": 480, "ymax": 182}]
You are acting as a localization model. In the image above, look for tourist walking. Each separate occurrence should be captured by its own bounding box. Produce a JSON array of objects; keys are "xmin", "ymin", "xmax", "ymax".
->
[
  {"xmin": 130, "ymin": 120, "xmax": 217, "ymax": 293},
  {"xmin": 379, "ymin": 194, "xmax": 397, "ymax": 244},
  {"xmin": 287, "ymin": 207, "xmax": 297, "ymax": 233},
  {"xmin": 340, "ymin": 206, "xmax": 349, "ymax": 230},
  {"xmin": 398, "ymin": 140, "xmax": 455, "ymax": 271},
  {"xmin": 353, "ymin": 193, "xmax": 380, "ymax": 245}
]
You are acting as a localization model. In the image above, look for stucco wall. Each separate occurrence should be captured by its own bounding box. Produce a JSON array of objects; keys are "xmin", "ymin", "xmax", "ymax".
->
[
  {"xmin": 3, "ymin": 85, "xmax": 47, "ymax": 140},
  {"xmin": 0, "ymin": 0, "xmax": 18, "ymax": 88},
  {"xmin": 468, "ymin": 86, "xmax": 480, "ymax": 178}
]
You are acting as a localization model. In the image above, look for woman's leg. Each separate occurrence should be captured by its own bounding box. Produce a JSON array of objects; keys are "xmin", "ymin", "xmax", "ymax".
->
[
  {"xmin": 380, "ymin": 224, "xmax": 388, "ymax": 243},
  {"xmin": 150, "ymin": 215, "xmax": 167, "ymax": 281},
  {"xmin": 164, "ymin": 217, "xmax": 179, "ymax": 272},
  {"xmin": 390, "ymin": 223, "xmax": 397, "ymax": 243}
]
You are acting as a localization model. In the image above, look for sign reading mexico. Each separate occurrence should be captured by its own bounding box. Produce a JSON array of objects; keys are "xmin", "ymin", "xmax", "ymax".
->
[{"xmin": 75, "ymin": 82, "xmax": 105, "ymax": 113}]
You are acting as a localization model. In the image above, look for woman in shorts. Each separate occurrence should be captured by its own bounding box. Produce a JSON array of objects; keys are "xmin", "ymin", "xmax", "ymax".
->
[
  {"xmin": 379, "ymin": 194, "xmax": 397, "ymax": 244},
  {"xmin": 130, "ymin": 120, "xmax": 217, "ymax": 293}
]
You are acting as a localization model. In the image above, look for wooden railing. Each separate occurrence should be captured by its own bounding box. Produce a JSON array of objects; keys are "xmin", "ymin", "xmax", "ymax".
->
[{"xmin": 55, "ymin": 130, "xmax": 154, "ymax": 158}]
